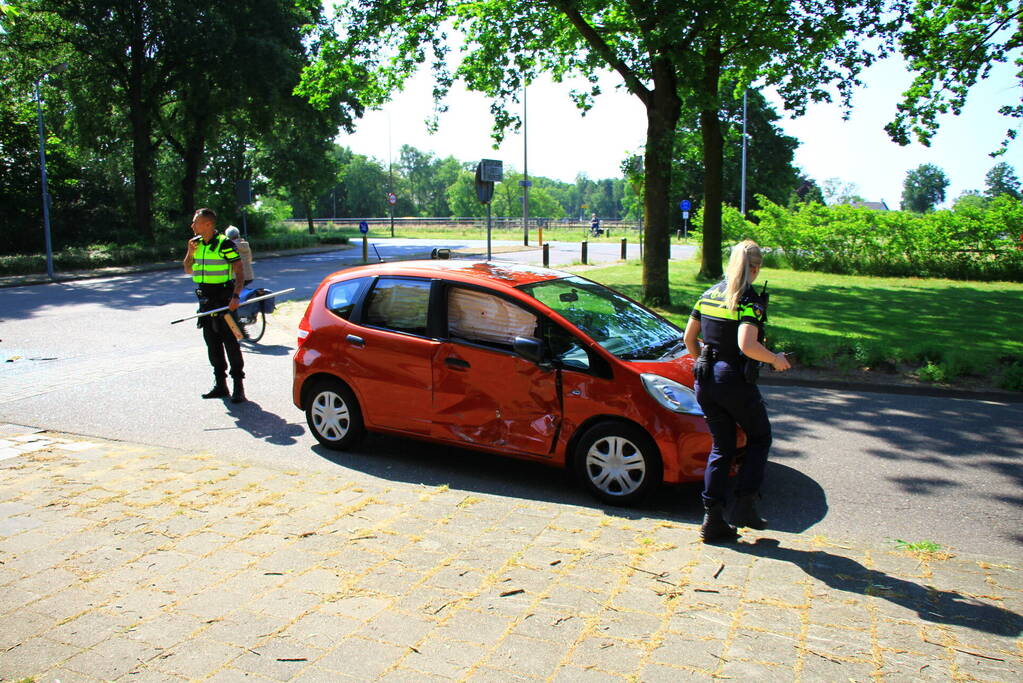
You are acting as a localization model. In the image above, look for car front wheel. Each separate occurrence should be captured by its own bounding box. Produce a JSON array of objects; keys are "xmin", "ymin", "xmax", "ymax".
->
[
  {"xmin": 574, "ymin": 421, "xmax": 662, "ymax": 505},
  {"xmin": 305, "ymin": 379, "xmax": 365, "ymax": 450}
]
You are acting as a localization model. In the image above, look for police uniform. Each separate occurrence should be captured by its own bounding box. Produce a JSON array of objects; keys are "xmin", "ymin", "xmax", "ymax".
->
[
  {"xmin": 192, "ymin": 233, "xmax": 244, "ymax": 389},
  {"xmin": 690, "ymin": 280, "xmax": 772, "ymax": 509}
]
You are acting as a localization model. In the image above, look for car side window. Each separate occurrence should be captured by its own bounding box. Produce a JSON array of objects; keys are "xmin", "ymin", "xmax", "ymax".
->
[
  {"xmin": 364, "ymin": 277, "xmax": 432, "ymax": 336},
  {"xmin": 326, "ymin": 278, "xmax": 368, "ymax": 320},
  {"xmin": 447, "ymin": 287, "xmax": 539, "ymax": 350},
  {"xmin": 545, "ymin": 322, "xmax": 591, "ymax": 371}
]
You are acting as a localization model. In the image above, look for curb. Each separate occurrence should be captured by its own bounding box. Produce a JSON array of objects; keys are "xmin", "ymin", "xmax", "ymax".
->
[{"xmin": 760, "ymin": 374, "xmax": 1023, "ymax": 403}]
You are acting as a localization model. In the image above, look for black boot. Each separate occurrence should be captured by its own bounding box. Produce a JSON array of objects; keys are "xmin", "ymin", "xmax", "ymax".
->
[
  {"xmin": 202, "ymin": 380, "xmax": 229, "ymax": 399},
  {"xmin": 230, "ymin": 378, "xmax": 246, "ymax": 404},
  {"xmin": 701, "ymin": 502, "xmax": 739, "ymax": 543},
  {"xmin": 731, "ymin": 493, "xmax": 768, "ymax": 530}
]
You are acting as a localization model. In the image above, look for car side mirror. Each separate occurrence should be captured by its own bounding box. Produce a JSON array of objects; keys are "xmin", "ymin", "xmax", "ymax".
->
[{"xmin": 512, "ymin": 336, "xmax": 544, "ymax": 364}]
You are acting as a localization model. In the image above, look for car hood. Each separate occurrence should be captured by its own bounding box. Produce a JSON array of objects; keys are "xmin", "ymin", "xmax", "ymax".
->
[{"xmin": 624, "ymin": 353, "xmax": 697, "ymax": 387}]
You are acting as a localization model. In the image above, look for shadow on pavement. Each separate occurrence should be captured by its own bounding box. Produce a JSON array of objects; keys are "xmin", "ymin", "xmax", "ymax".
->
[
  {"xmin": 733, "ymin": 537, "xmax": 1023, "ymax": 637},
  {"xmin": 311, "ymin": 435, "xmax": 827, "ymax": 533},
  {"xmin": 226, "ymin": 400, "xmax": 304, "ymax": 446},
  {"xmin": 240, "ymin": 342, "xmax": 292, "ymax": 356}
]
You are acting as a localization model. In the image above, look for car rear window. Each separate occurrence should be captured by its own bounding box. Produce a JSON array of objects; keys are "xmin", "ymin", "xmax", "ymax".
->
[
  {"xmin": 364, "ymin": 277, "xmax": 432, "ymax": 336},
  {"xmin": 326, "ymin": 278, "xmax": 369, "ymax": 320}
]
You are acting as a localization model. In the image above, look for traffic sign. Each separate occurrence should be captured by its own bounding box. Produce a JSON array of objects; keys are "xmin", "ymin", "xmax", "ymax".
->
[
  {"xmin": 479, "ymin": 159, "xmax": 503, "ymax": 182},
  {"xmin": 680, "ymin": 199, "xmax": 692, "ymax": 212},
  {"xmin": 682, "ymin": 211, "xmax": 690, "ymax": 220},
  {"xmin": 386, "ymin": 192, "xmax": 397, "ymax": 205},
  {"xmin": 519, "ymin": 179, "xmax": 533, "ymax": 187},
  {"xmin": 359, "ymin": 220, "xmax": 369, "ymax": 234}
]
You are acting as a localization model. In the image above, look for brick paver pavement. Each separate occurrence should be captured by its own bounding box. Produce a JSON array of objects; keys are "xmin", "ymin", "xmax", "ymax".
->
[{"xmin": 0, "ymin": 425, "xmax": 1020, "ymax": 682}]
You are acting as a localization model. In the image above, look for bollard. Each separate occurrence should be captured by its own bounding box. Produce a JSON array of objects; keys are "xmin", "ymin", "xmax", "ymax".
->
[
  {"xmin": 581, "ymin": 240, "xmax": 588, "ymax": 265},
  {"xmin": 621, "ymin": 237, "xmax": 627, "ymax": 260},
  {"xmin": 542, "ymin": 243, "xmax": 550, "ymax": 268},
  {"xmin": 362, "ymin": 235, "xmax": 368, "ymax": 263},
  {"xmin": 538, "ymin": 226, "xmax": 543, "ymax": 246}
]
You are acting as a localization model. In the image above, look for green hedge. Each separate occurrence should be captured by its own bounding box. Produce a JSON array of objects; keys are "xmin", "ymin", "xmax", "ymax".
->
[
  {"xmin": 0, "ymin": 232, "xmax": 349, "ymax": 277},
  {"xmin": 693, "ymin": 196, "xmax": 1023, "ymax": 282}
]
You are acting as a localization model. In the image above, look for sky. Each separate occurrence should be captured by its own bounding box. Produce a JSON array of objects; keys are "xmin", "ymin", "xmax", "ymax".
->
[{"xmin": 340, "ymin": 55, "xmax": 1022, "ymax": 210}]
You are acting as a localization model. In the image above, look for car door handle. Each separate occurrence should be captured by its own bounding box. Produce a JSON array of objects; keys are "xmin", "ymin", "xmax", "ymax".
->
[
  {"xmin": 346, "ymin": 334, "xmax": 365, "ymax": 347},
  {"xmin": 445, "ymin": 357, "xmax": 470, "ymax": 369}
]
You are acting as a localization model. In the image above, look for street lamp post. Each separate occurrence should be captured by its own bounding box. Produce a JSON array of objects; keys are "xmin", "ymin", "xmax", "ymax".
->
[{"xmin": 35, "ymin": 63, "xmax": 67, "ymax": 281}]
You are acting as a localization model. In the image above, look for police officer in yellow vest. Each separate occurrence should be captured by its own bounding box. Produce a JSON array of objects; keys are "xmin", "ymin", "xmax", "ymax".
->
[
  {"xmin": 684, "ymin": 240, "xmax": 790, "ymax": 542},
  {"xmin": 183, "ymin": 208, "xmax": 246, "ymax": 403}
]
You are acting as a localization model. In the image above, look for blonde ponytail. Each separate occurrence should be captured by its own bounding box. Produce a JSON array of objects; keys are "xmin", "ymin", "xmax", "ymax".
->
[{"xmin": 724, "ymin": 240, "xmax": 763, "ymax": 311}]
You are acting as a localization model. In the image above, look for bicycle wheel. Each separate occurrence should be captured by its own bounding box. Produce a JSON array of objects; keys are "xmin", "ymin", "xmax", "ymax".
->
[{"xmin": 242, "ymin": 310, "xmax": 265, "ymax": 343}]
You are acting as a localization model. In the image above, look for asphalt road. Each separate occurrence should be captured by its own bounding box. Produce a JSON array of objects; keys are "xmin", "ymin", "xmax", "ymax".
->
[{"xmin": 2, "ymin": 241, "xmax": 1021, "ymax": 559}]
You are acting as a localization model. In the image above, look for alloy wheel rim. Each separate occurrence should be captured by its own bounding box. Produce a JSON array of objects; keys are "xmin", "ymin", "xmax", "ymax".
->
[
  {"xmin": 585, "ymin": 436, "xmax": 646, "ymax": 496},
  {"xmin": 311, "ymin": 391, "xmax": 350, "ymax": 441}
]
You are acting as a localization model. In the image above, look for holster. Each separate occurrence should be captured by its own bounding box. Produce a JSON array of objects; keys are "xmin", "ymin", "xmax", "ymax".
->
[{"xmin": 743, "ymin": 358, "xmax": 762, "ymax": 384}]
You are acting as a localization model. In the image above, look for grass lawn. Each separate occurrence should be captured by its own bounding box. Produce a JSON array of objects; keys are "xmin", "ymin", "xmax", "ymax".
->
[{"xmin": 579, "ymin": 260, "xmax": 1023, "ymax": 389}]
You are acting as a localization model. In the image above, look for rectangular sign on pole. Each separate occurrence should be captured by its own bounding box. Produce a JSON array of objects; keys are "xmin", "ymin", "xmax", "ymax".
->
[{"xmin": 479, "ymin": 159, "xmax": 503, "ymax": 182}]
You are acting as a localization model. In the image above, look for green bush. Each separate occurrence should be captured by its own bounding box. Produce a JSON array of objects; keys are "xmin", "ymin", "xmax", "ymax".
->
[
  {"xmin": 999, "ymin": 362, "xmax": 1023, "ymax": 391},
  {"xmin": 751, "ymin": 195, "xmax": 1023, "ymax": 282}
]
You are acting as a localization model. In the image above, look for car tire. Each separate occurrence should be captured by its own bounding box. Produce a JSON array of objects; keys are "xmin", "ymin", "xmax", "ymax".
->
[
  {"xmin": 574, "ymin": 421, "xmax": 662, "ymax": 505},
  {"xmin": 305, "ymin": 378, "xmax": 365, "ymax": 450}
]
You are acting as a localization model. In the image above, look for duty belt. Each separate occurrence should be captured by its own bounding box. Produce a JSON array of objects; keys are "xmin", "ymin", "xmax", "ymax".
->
[{"xmin": 700, "ymin": 345, "xmax": 741, "ymax": 363}]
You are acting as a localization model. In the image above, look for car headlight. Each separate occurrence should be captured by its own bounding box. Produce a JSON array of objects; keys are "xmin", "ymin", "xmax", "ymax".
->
[{"xmin": 641, "ymin": 373, "xmax": 703, "ymax": 415}]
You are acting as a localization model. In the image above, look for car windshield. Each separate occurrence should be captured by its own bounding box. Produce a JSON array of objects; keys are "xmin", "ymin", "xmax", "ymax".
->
[{"xmin": 519, "ymin": 276, "xmax": 683, "ymax": 360}]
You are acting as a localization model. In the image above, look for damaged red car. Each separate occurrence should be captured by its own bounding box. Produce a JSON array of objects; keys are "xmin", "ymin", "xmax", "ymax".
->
[{"xmin": 293, "ymin": 260, "xmax": 742, "ymax": 505}]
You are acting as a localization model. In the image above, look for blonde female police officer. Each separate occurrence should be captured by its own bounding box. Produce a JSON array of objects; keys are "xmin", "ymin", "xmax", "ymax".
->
[{"xmin": 683, "ymin": 240, "xmax": 790, "ymax": 542}]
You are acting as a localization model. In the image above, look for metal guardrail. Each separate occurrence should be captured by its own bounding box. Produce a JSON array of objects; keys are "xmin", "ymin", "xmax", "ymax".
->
[{"xmin": 283, "ymin": 217, "xmax": 643, "ymax": 231}]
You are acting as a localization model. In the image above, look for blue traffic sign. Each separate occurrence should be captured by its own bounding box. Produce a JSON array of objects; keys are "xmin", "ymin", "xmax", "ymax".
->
[
  {"xmin": 680, "ymin": 199, "xmax": 692, "ymax": 212},
  {"xmin": 359, "ymin": 220, "xmax": 369, "ymax": 234}
]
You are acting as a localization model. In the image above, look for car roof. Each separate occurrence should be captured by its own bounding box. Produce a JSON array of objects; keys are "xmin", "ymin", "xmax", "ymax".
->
[{"xmin": 330, "ymin": 260, "xmax": 570, "ymax": 290}]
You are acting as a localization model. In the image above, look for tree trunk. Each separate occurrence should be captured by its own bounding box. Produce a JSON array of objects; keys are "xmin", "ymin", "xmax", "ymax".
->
[
  {"xmin": 641, "ymin": 59, "xmax": 682, "ymax": 306},
  {"xmin": 180, "ymin": 131, "xmax": 205, "ymax": 223},
  {"xmin": 127, "ymin": 11, "xmax": 155, "ymax": 243},
  {"xmin": 306, "ymin": 201, "xmax": 315, "ymax": 234},
  {"xmin": 699, "ymin": 35, "xmax": 724, "ymax": 280}
]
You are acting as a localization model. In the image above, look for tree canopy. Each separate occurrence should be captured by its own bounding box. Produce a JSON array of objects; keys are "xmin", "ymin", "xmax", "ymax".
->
[
  {"xmin": 301, "ymin": 0, "xmax": 892, "ymax": 304},
  {"xmin": 901, "ymin": 163, "xmax": 950, "ymax": 213}
]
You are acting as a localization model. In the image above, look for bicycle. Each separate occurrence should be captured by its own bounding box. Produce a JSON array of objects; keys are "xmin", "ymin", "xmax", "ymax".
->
[{"xmin": 235, "ymin": 287, "xmax": 275, "ymax": 343}]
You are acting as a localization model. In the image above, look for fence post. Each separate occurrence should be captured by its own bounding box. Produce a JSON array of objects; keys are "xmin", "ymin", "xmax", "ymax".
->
[
  {"xmin": 581, "ymin": 240, "xmax": 588, "ymax": 265},
  {"xmin": 621, "ymin": 238, "xmax": 627, "ymax": 260},
  {"xmin": 542, "ymin": 243, "xmax": 550, "ymax": 268}
]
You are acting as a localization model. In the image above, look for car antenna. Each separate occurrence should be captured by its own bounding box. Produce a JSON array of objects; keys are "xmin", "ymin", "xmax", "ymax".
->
[{"xmin": 372, "ymin": 244, "xmax": 384, "ymax": 263}]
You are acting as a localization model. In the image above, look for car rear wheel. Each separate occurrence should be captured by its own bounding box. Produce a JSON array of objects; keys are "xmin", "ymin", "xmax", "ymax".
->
[
  {"xmin": 574, "ymin": 421, "xmax": 662, "ymax": 505},
  {"xmin": 305, "ymin": 379, "xmax": 365, "ymax": 450}
]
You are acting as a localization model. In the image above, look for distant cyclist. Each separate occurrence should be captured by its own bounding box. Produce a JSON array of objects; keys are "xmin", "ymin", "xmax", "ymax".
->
[{"xmin": 589, "ymin": 213, "xmax": 603, "ymax": 237}]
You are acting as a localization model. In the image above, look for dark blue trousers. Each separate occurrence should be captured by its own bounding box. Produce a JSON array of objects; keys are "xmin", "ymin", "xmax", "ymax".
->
[{"xmin": 694, "ymin": 360, "xmax": 772, "ymax": 506}]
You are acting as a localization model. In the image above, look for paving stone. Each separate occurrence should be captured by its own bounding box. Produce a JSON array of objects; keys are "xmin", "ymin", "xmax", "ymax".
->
[
  {"xmin": 637, "ymin": 661, "xmax": 714, "ymax": 681},
  {"xmin": 797, "ymin": 651, "xmax": 876, "ymax": 680},
  {"xmin": 725, "ymin": 628, "xmax": 800, "ymax": 666},
  {"xmin": 402, "ymin": 633, "xmax": 486, "ymax": 678},
  {"xmin": 62, "ymin": 635, "xmax": 163, "ymax": 680},
  {"xmin": 649, "ymin": 631, "xmax": 727, "ymax": 671},
  {"xmin": 737, "ymin": 601, "xmax": 804, "ymax": 636},
  {"xmin": 317, "ymin": 636, "xmax": 406, "ymax": 678},
  {"xmin": 247, "ymin": 586, "xmax": 322, "ymax": 621},
  {"xmin": 47, "ymin": 608, "xmax": 135, "ymax": 648},
  {"xmin": 320, "ymin": 594, "xmax": 391, "ymax": 621},
  {"xmin": 483, "ymin": 633, "xmax": 567, "ymax": 679},
  {"xmin": 567, "ymin": 636, "xmax": 646, "ymax": 675},
  {"xmin": 357, "ymin": 609, "xmax": 438, "ymax": 647},
  {"xmin": 0, "ymin": 636, "xmax": 82, "ymax": 680},
  {"xmin": 150, "ymin": 637, "xmax": 244, "ymax": 678},
  {"xmin": 201, "ymin": 609, "xmax": 289, "ymax": 648},
  {"xmin": 230, "ymin": 635, "xmax": 326, "ymax": 680},
  {"xmin": 433, "ymin": 607, "xmax": 513, "ymax": 645},
  {"xmin": 125, "ymin": 612, "xmax": 205, "ymax": 649},
  {"xmin": 280, "ymin": 609, "xmax": 362, "ymax": 650}
]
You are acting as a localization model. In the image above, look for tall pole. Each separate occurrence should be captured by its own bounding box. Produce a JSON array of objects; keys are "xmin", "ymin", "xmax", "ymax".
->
[
  {"xmin": 35, "ymin": 77, "xmax": 55, "ymax": 281},
  {"xmin": 740, "ymin": 90, "xmax": 748, "ymax": 217},
  {"xmin": 388, "ymin": 112, "xmax": 395, "ymax": 237},
  {"xmin": 522, "ymin": 85, "xmax": 529, "ymax": 246}
]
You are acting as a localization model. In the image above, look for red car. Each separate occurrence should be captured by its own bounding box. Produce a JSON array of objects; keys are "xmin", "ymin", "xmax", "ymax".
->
[{"xmin": 293, "ymin": 260, "xmax": 743, "ymax": 505}]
